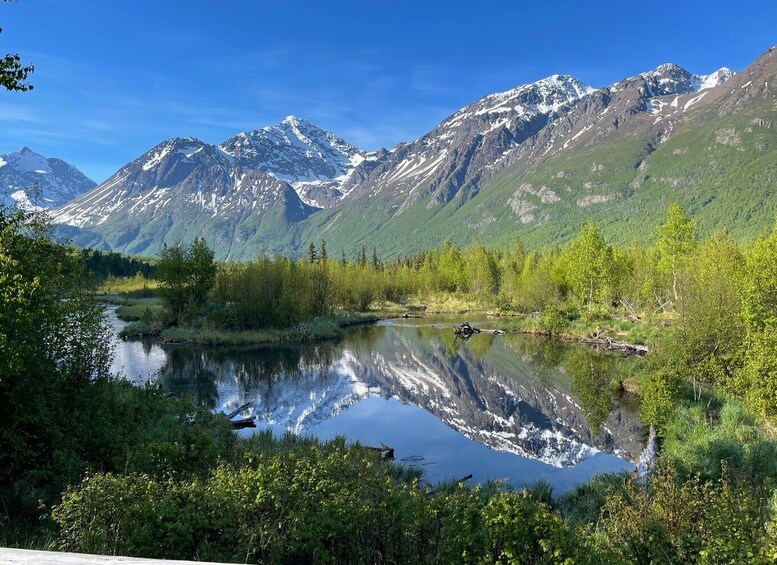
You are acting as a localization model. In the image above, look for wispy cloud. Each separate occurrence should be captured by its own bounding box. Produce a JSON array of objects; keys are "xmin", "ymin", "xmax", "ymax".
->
[{"xmin": 0, "ymin": 103, "xmax": 44, "ymax": 124}]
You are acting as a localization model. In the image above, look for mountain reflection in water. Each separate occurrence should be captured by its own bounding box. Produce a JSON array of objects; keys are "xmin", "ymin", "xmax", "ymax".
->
[{"xmin": 111, "ymin": 313, "xmax": 643, "ymax": 490}]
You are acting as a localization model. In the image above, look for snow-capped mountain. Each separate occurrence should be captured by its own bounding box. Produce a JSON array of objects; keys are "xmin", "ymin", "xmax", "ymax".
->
[
  {"xmin": 0, "ymin": 147, "xmax": 96, "ymax": 208},
  {"xmin": 51, "ymin": 136, "xmax": 315, "ymax": 259},
  {"xmin": 337, "ymin": 65, "xmax": 736, "ymax": 215},
  {"xmin": 338, "ymin": 75, "xmax": 595, "ymax": 210},
  {"xmin": 221, "ymin": 116, "xmax": 368, "ymax": 208}
]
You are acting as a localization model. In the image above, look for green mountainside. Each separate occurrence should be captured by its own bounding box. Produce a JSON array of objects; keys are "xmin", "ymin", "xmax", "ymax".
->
[{"xmin": 305, "ymin": 47, "xmax": 777, "ymax": 258}]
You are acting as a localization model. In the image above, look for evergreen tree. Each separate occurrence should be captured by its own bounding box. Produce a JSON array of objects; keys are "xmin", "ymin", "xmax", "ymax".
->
[
  {"xmin": 308, "ymin": 242, "xmax": 317, "ymax": 264},
  {"xmin": 320, "ymin": 240, "xmax": 328, "ymax": 264}
]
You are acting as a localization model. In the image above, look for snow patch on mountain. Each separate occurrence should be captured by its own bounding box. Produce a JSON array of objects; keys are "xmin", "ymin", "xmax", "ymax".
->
[
  {"xmin": 445, "ymin": 75, "xmax": 594, "ymax": 129},
  {"xmin": 697, "ymin": 67, "xmax": 735, "ymax": 90}
]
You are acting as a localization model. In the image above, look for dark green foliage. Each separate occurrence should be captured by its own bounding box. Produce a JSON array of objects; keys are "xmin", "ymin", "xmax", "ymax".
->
[
  {"xmin": 558, "ymin": 471, "xmax": 632, "ymax": 527},
  {"xmin": 0, "ymin": 53, "xmax": 33, "ymax": 91},
  {"xmin": 0, "ymin": 3, "xmax": 34, "ymax": 93},
  {"xmin": 79, "ymin": 247, "xmax": 156, "ymax": 279},
  {"xmin": 596, "ymin": 465, "xmax": 777, "ymax": 563},
  {"xmin": 307, "ymin": 240, "xmax": 317, "ymax": 263},
  {"xmin": 0, "ymin": 206, "xmax": 112, "ymax": 487},
  {"xmin": 52, "ymin": 454, "xmax": 590, "ymax": 564}
]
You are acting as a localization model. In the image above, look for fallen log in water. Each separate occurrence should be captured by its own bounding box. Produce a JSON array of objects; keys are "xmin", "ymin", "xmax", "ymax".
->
[
  {"xmin": 453, "ymin": 321, "xmax": 481, "ymax": 337},
  {"xmin": 231, "ymin": 416, "xmax": 256, "ymax": 430},
  {"xmin": 428, "ymin": 473, "xmax": 473, "ymax": 496},
  {"xmin": 563, "ymin": 335, "xmax": 649, "ymax": 355},
  {"xmin": 520, "ymin": 328, "xmax": 649, "ymax": 355},
  {"xmin": 225, "ymin": 402, "xmax": 252, "ymax": 420},
  {"xmin": 454, "ymin": 322, "xmax": 505, "ymax": 339}
]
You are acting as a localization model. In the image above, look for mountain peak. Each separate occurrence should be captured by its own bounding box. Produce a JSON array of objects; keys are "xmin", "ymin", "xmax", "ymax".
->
[
  {"xmin": 627, "ymin": 61, "xmax": 734, "ymax": 97},
  {"xmin": 533, "ymin": 74, "xmax": 595, "ymax": 98},
  {"xmin": 698, "ymin": 67, "xmax": 735, "ymax": 89},
  {"xmin": 651, "ymin": 62, "xmax": 685, "ymax": 74},
  {"xmin": 467, "ymin": 74, "xmax": 593, "ymax": 118},
  {"xmin": 135, "ymin": 137, "xmax": 212, "ymax": 172},
  {"xmin": 220, "ymin": 117, "xmax": 364, "ymax": 200},
  {"xmin": 1, "ymin": 148, "xmax": 95, "ymax": 208},
  {"xmin": 281, "ymin": 115, "xmax": 308, "ymax": 126}
]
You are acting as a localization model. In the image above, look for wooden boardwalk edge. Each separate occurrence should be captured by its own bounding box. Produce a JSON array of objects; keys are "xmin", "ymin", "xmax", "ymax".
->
[{"xmin": 0, "ymin": 548, "xmax": 236, "ymax": 565}]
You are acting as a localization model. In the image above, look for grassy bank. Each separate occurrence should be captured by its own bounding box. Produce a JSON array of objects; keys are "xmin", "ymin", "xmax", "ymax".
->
[
  {"xmin": 120, "ymin": 313, "xmax": 380, "ymax": 345},
  {"xmin": 96, "ymin": 292, "xmax": 164, "ymax": 321}
]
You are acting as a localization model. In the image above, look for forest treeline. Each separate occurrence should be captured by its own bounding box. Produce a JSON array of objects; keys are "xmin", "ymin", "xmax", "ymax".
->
[{"xmin": 78, "ymin": 247, "xmax": 156, "ymax": 279}]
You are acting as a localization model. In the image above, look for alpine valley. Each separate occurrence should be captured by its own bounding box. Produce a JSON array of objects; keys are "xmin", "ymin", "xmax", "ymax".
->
[{"xmin": 47, "ymin": 45, "xmax": 777, "ymax": 260}]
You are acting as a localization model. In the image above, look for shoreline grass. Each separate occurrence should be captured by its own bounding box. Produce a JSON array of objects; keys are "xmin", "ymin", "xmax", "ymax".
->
[{"xmin": 120, "ymin": 313, "xmax": 380, "ymax": 345}]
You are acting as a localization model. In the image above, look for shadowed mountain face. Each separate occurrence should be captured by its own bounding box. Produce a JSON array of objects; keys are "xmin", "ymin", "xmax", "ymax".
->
[{"xmin": 145, "ymin": 321, "xmax": 643, "ymax": 468}]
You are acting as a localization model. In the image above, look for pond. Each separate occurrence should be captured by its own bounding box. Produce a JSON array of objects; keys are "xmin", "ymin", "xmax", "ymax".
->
[{"xmin": 108, "ymin": 309, "xmax": 644, "ymax": 493}]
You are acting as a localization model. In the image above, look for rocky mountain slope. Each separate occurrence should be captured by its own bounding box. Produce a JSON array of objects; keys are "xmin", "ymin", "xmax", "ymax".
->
[
  {"xmin": 52, "ymin": 137, "xmax": 315, "ymax": 259},
  {"xmin": 52, "ymin": 46, "xmax": 777, "ymax": 260},
  {"xmin": 0, "ymin": 147, "xmax": 96, "ymax": 209},
  {"xmin": 306, "ymin": 58, "xmax": 749, "ymax": 255}
]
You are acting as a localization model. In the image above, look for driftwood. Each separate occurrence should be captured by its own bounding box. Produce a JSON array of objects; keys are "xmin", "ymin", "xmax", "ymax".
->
[
  {"xmin": 222, "ymin": 402, "xmax": 256, "ymax": 429},
  {"xmin": 365, "ymin": 442, "xmax": 395, "ymax": 460},
  {"xmin": 454, "ymin": 322, "xmax": 481, "ymax": 338},
  {"xmin": 428, "ymin": 473, "xmax": 473, "ymax": 496},
  {"xmin": 521, "ymin": 328, "xmax": 649, "ymax": 355},
  {"xmin": 454, "ymin": 322, "xmax": 505, "ymax": 340},
  {"xmin": 620, "ymin": 299, "xmax": 642, "ymax": 322},
  {"xmin": 452, "ymin": 473, "xmax": 473, "ymax": 485},
  {"xmin": 231, "ymin": 417, "xmax": 257, "ymax": 430},
  {"xmin": 557, "ymin": 332, "xmax": 649, "ymax": 355}
]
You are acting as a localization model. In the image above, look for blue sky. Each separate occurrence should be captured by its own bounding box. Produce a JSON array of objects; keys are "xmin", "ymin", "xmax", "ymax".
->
[{"xmin": 1, "ymin": 0, "xmax": 776, "ymax": 182}]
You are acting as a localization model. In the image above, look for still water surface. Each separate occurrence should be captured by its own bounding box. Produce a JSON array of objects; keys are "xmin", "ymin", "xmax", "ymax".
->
[{"xmin": 109, "ymin": 310, "xmax": 642, "ymax": 492}]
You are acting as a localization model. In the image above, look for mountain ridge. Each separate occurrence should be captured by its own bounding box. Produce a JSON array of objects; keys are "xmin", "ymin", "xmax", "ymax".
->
[{"xmin": 45, "ymin": 46, "xmax": 777, "ymax": 259}]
